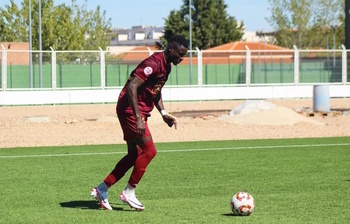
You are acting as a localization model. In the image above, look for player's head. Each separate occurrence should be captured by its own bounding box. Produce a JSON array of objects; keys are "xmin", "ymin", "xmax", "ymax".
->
[{"xmin": 165, "ymin": 34, "xmax": 188, "ymax": 65}]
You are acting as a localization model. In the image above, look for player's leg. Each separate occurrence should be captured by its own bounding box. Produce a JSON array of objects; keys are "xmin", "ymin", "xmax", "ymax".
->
[
  {"xmin": 120, "ymin": 128, "xmax": 157, "ymax": 211},
  {"xmin": 128, "ymin": 136, "xmax": 157, "ymax": 188},
  {"xmin": 103, "ymin": 141, "xmax": 140, "ymax": 187},
  {"xmin": 91, "ymin": 109, "xmax": 139, "ymax": 210},
  {"xmin": 91, "ymin": 141, "xmax": 140, "ymax": 210}
]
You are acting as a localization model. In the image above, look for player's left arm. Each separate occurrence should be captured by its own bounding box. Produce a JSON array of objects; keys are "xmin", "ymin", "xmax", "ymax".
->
[{"xmin": 154, "ymin": 93, "xmax": 177, "ymax": 129}]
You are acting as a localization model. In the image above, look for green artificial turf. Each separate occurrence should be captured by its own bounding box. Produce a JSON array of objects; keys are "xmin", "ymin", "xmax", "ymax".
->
[{"xmin": 0, "ymin": 137, "xmax": 349, "ymax": 223}]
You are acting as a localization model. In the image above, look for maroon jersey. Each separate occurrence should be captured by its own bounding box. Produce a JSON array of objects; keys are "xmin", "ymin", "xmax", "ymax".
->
[{"xmin": 117, "ymin": 52, "xmax": 171, "ymax": 117}]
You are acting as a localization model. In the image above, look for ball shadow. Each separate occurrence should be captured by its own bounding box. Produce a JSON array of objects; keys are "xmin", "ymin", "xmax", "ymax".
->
[{"xmin": 221, "ymin": 213, "xmax": 243, "ymax": 217}]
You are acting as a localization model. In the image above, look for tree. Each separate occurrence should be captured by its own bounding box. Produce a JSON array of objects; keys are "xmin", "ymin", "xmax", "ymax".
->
[
  {"xmin": 45, "ymin": 4, "xmax": 78, "ymax": 50},
  {"xmin": 84, "ymin": 5, "xmax": 112, "ymax": 50},
  {"xmin": 312, "ymin": 0, "xmax": 344, "ymax": 48},
  {"xmin": 0, "ymin": 0, "xmax": 27, "ymax": 42},
  {"xmin": 0, "ymin": 0, "xmax": 112, "ymax": 50},
  {"xmin": 161, "ymin": 0, "xmax": 244, "ymax": 50},
  {"xmin": 267, "ymin": 0, "xmax": 344, "ymax": 48}
]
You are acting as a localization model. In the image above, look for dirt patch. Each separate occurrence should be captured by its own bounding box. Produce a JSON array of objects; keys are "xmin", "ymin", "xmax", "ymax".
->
[
  {"xmin": 1, "ymin": 99, "xmax": 350, "ymax": 148},
  {"xmin": 219, "ymin": 106, "xmax": 324, "ymax": 126}
]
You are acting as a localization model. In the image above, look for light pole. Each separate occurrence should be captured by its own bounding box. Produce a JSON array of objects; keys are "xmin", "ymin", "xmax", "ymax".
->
[
  {"xmin": 189, "ymin": 0, "xmax": 192, "ymax": 85},
  {"xmin": 326, "ymin": 30, "xmax": 329, "ymax": 67},
  {"xmin": 331, "ymin": 25, "xmax": 337, "ymax": 67},
  {"xmin": 29, "ymin": 0, "xmax": 33, "ymax": 88},
  {"xmin": 346, "ymin": 0, "xmax": 350, "ymax": 49},
  {"xmin": 39, "ymin": 0, "xmax": 42, "ymax": 88}
]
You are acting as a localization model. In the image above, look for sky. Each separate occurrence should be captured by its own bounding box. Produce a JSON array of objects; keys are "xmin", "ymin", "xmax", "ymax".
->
[{"xmin": 0, "ymin": 0, "xmax": 272, "ymax": 32}]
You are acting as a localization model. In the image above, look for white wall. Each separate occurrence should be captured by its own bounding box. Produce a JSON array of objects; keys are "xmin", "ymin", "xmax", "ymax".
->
[{"xmin": 1, "ymin": 85, "xmax": 349, "ymax": 106}]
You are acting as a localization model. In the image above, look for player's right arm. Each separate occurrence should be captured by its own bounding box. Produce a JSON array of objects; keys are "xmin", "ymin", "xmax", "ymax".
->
[{"xmin": 126, "ymin": 75, "xmax": 145, "ymax": 135}]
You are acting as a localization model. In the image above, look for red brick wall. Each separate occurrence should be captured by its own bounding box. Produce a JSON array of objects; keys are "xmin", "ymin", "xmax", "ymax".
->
[{"xmin": 1, "ymin": 42, "xmax": 30, "ymax": 65}]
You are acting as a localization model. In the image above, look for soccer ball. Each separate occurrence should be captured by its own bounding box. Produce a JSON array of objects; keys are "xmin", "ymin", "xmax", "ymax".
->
[{"xmin": 230, "ymin": 191, "xmax": 255, "ymax": 216}]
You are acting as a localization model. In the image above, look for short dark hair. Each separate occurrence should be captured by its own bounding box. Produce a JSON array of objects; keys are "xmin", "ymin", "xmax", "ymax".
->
[{"xmin": 168, "ymin": 35, "xmax": 188, "ymax": 49}]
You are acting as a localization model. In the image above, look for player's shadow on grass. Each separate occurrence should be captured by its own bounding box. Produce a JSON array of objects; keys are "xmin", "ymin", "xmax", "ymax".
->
[{"xmin": 60, "ymin": 200, "xmax": 124, "ymax": 211}]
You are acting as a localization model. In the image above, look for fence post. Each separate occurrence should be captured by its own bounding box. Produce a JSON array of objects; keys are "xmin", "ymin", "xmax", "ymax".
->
[
  {"xmin": 90, "ymin": 61, "xmax": 93, "ymax": 87},
  {"xmin": 245, "ymin": 45, "xmax": 251, "ymax": 86},
  {"xmin": 147, "ymin": 47, "xmax": 152, "ymax": 56},
  {"xmin": 197, "ymin": 48, "xmax": 202, "ymax": 87},
  {"xmin": 100, "ymin": 47, "xmax": 105, "ymax": 89},
  {"xmin": 1, "ymin": 44, "xmax": 7, "ymax": 91},
  {"xmin": 293, "ymin": 45, "xmax": 299, "ymax": 85},
  {"xmin": 50, "ymin": 47, "xmax": 56, "ymax": 90},
  {"xmin": 341, "ymin": 45, "xmax": 347, "ymax": 84},
  {"xmin": 59, "ymin": 60, "xmax": 62, "ymax": 88},
  {"xmin": 9, "ymin": 62, "xmax": 12, "ymax": 88}
]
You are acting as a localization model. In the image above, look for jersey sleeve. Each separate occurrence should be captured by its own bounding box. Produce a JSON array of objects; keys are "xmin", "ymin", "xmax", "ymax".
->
[{"xmin": 133, "ymin": 57, "xmax": 158, "ymax": 82}]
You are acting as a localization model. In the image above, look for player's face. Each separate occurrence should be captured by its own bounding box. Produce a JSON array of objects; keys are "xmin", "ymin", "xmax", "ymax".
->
[{"xmin": 169, "ymin": 44, "xmax": 188, "ymax": 65}]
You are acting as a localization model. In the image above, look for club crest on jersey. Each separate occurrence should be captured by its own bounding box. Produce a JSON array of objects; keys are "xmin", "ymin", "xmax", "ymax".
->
[
  {"xmin": 152, "ymin": 81, "xmax": 164, "ymax": 95},
  {"xmin": 144, "ymin": 66, "xmax": 153, "ymax": 75}
]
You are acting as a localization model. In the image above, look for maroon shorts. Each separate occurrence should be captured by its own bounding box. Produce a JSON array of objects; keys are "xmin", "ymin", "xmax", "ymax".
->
[{"xmin": 117, "ymin": 112, "xmax": 151, "ymax": 141}]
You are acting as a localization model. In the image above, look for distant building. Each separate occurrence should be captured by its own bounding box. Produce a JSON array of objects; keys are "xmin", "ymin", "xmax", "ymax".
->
[
  {"xmin": 109, "ymin": 25, "xmax": 164, "ymax": 47},
  {"xmin": 106, "ymin": 25, "xmax": 277, "ymax": 57},
  {"xmin": 108, "ymin": 24, "xmax": 276, "ymax": 48},
  {"xmin": 242, "ymin": 31, "xmax": 261, "ymax": 42}
]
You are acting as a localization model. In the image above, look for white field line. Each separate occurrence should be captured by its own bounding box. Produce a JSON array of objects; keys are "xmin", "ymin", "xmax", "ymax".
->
[{"xmin": 0, "ymin": 143, "xmax": 349, "ymax": 159}]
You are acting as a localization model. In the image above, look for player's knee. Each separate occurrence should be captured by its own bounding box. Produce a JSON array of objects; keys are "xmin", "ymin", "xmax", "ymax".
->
[
  {"xmin": 127, "ymin": 141, "xmax": 139, "ymax": 158},
  {"xmin": 127, "ymin": 152, "xmax": 138, "ymax": 161},
  {"xmin": 141, "ymin": 141, "xmax": 157, "ymax": 160},
  {"xmin": 147, "ymin": 147, "xmax": 157, "ymax": 159}
]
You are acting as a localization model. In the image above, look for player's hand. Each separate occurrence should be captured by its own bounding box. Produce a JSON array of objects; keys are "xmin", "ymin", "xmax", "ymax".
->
[
  {"xmin": 136, "ymin": 118, "xmax": 146, "ymax": 135},
  {"xmin": 162, "ymin": 114, "xmax": 177, "ymax": 129}
]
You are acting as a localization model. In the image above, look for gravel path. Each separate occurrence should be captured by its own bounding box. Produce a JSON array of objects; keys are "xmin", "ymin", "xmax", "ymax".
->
[{"xmin": 1, "ymin": 99, "xmax": 349, "ymax": 148}]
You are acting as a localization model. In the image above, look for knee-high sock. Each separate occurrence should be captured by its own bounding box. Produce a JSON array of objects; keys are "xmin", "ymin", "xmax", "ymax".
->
[
  {"xmin": 103, "ymin": 146, "xmax": 140, "ymax": 188},
  {"xmin": 128, "ymin": 140, "xmax": 157, "ymax": 188}
]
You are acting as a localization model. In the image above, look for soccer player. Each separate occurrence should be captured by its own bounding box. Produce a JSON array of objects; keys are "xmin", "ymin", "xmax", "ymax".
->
[{"xmin": 91, "ymin": 34, "xmax": 188, "ymax": 211}]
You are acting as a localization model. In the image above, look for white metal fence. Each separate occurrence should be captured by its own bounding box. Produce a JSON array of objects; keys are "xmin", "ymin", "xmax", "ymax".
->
[{"xmin": 0, "ymin": 44, "xmax": 349, "ymax": 105}]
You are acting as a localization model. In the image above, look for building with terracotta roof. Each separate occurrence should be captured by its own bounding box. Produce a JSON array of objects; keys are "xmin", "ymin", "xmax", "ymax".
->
[{"xmin": 106, "ymin": 25, "xmax": 291, "ymax": 64}]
